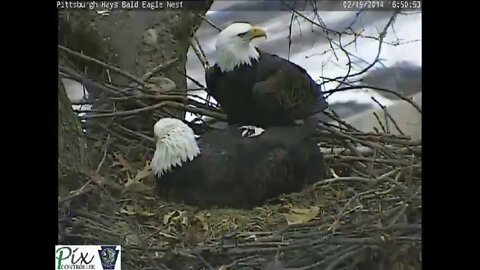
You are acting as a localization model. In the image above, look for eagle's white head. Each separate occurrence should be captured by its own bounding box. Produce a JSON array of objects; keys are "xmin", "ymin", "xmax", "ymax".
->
[
  {"xmin": 151, "ymin": 118, "xmax": 201, "ymax": 177},
  {"xmin": 215, "ymin": 22, "xmax": 267, "ymax": 72}
]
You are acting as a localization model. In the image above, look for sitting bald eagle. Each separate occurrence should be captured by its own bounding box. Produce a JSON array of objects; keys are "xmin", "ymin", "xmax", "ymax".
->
[
  {"xmin": 205, "ymin": 22, "xmax": 329, "ymax": 128},
  {"xmin": 150, "ymin": 118, "xmax": 326, "ymax": 209}
]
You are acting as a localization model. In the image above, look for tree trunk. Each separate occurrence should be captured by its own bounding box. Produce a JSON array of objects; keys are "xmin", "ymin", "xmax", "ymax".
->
[
  {"xmin": 58, "ymin": 6, "xmax": 213, "ymax": 183},
  {"xmin": 88, "ymin": 8, "xmax": 211, "ymax": 127},
  {"xmin": 58, "ymin": 6, "xmax": 213, "ymax": 153},
  {"xmin": 58, "ymin": 76, "xmax": 93, "ymax": 196}
]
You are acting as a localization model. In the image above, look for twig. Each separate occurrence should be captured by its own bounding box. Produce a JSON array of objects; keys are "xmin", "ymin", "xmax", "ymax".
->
[
  {"xmin": 281, "ymin": 0, "xmax": 341, "ymax": 36},
  {"xmin": 371, "ymin": 96, "xmax": 406, "ymax": 136},
  {"xmin": 314, "ymin": 177, "xmax": 372, "ymax": 186},
  {"xmin": 287, "ymin": 11, "xmax": 295, "ymax": 60},
  {"xmin": 191, "ymin": 37, "xmax": 210, "ymax": 70},
  {"xmin": 333, "ymin": 11, "xmax": 399, "ymax": 80},
  {"xmin": 334, "ymin": 33, "xmax": 353, "ymax": 90},
  {"xmin": 372, "ymin": 97, "xmax": 390, "ymax": 133},
  {"xmin": 317, "ymin": 124, "xmax": 363, "ymax": 157},
  {"xmin": 97, "ymin": 123, "xmax": 136, "ymax": 145},
  {"xmin": 324, "ymin": 85, "xmax": 421, "ymax": 114},
  {"xmin": 319, "ymin": 124, "xmax": 398, "ymax": 159},
  {"xmin": 219, "ymin": 255, "xmax": 261, "ymax": 269},
  {"xmin": 60, "ymin": 65, "xmax": 153, "ymax": 110},
  {"xmin": 58, "ymin": 179, "xmax": 93, "ymax": 205},
  {"xmin": 58, "ymin": 45, "xmax": 145, "ymax": 86},
  {"xmin": 142, "ymin": 58, "xmax": 178, "ymax": 81},
  {"xmin": 83, "ymin": 101, "xmax": 227, "ymax": 120},
  {"xmin": 82, "ymin": 102, "xmax": 169, "ymax": 119},
  {"xmin": 324, "ymin": 155, "xmax": 413, "ymax": 166},
  {"xmin": 193, "ymin": 252, "xmax": 215, "ymax": 270},
  {"xmin": 328, "ymin": 188, "xmax": 382, "ymax": 232},
  {"xmin": 325, "ymin": 246, "xmax": 368, "ymax": 270},
  {"xmin": 373, "ymin": 111, "xmax": 388, "ymax": 133},
  {"xmin": 113, "ymin": 123, "xmax": 155, "ymax": 145},
  {"xmin": 324, "ymin": 111, "xmax": 361, "ymax": 132},
  {"xmin": 96, "ymin": 134, "xmax": 110, "ymax": 173},
  {"xmin": 177, "ymin": 70, "xmax": 206, "ymax": 89},
  {"xmin": 59, "ymin": 66, "xmax": 123, "ymax": 97},
  {"xmin": 298, "ymin": 245, "xmax": 359, "ymax": 270},
  {"xmin": 197, "ymin": 14, "xmax": 222, "ymax": 31}
]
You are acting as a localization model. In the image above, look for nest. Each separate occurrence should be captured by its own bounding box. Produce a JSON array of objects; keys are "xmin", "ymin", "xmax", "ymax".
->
[{"xmin": 58, "ymin": 44, "xmax": 422, "ymax": 270}]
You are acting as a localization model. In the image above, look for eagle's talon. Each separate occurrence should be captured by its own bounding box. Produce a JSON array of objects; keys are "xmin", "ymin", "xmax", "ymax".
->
[{"xmin": 240, "ymin": 125, "xmax": 265, "ymax": 138}]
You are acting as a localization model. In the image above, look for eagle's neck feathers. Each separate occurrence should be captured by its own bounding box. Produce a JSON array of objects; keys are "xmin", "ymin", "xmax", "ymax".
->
[
  {"xmin": 216, "ymin": 44, "xmax": 259, "ymax": 72},
  {"xmin": 151, "ymin": 124, "xmax": 201, "ymax": 177}
]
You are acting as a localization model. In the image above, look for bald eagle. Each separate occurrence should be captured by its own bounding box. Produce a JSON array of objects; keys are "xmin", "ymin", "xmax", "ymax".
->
[
  {"xmin": 205, "ymin": 22, "xmax": 329, "ymax": 129},
  {"xmin": 150, "ymin": 118, "xmax": 326, "ymax": 209}
]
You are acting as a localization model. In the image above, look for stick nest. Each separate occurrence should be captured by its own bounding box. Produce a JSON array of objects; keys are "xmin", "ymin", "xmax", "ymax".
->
[{"xmin": 58, "ymin": 46, "xmax": 421, "ymax": 270}]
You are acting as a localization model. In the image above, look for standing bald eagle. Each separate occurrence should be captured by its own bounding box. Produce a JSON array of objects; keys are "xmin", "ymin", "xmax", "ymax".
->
[
  {"xmin": 205, "ymin": 22, "xmax": 329, "ymax": 128},
  {"xmin": 150, "ymin": 118, "xmax": 326, "ymax": 209}
]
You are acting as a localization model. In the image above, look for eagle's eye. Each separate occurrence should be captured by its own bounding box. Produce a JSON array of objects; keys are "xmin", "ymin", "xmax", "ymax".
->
[{"xmin": 237, "ymin": 31, "xmax": 248, "ymax": 38}]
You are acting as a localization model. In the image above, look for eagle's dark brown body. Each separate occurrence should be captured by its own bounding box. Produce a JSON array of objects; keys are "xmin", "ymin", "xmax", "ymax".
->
[
  {"xmin": 155, "ymin": 124, "xmax": 326, "ymax": 209},
  {"xmin": 206, "ymin": 49, "xmax": 329, "ymax": 128}
]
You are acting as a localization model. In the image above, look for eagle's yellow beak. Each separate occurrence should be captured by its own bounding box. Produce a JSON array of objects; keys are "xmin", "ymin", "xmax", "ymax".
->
[{"xmin": 249, "ymin": 26, "xmax": 267, "ymax": 40}]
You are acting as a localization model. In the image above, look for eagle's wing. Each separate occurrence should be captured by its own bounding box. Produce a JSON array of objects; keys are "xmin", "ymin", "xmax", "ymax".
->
[
  {"xmin": 247, "ymin": 126, "xmax": 327, "ymax": 199},
  {"xmin": 252, "ymin": 54, "xmax": 328, "ymax": 120},
  {"xmin": 205, "ymin": 66, "xmax": 221, "ymax": 102},
  {"xmin": 200, "ymin": 127, "xmax": 297, "ymax": 204}
]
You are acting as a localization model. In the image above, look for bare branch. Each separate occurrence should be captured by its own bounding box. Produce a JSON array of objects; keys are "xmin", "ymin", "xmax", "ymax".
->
[{"xmin": 59, "ymin": 45, "xmax": 145, "ymax": 86}]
